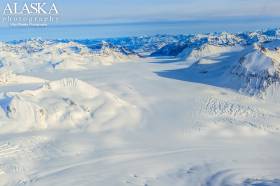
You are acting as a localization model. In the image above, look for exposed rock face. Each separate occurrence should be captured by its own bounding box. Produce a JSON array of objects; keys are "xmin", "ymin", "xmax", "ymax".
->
[{"xmin": 232, "ymin": 43, "xmax": 280, "ymax": 96}]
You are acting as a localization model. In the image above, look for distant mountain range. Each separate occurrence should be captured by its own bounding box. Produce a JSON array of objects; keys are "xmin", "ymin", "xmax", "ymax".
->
[{"xmin": 1, "ymin": 28, "xmax": 280, "ymax": 97}]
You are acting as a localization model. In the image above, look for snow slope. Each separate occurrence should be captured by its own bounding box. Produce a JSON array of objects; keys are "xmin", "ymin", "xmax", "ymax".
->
[
  {"xmin": 0, "ymin": 78, "xmax": 140, "ymax": 133},
  {"xmin": 0, "ymin": 40, "xmax": 140, "ymax": 73},
  {"xmin": 232, "ymin": 42, "xmax": 280, "ymax": 96},
  {"xmin": 0, "ymin": 29, "xmax": 280, "ymax": 186},
  {"xmin": 0, "ymin": 70, "xmax": 44, "ymax": 85},
  {"xmin": 178, "ymin": 44, "xmax": 243, "ymax": 60}
]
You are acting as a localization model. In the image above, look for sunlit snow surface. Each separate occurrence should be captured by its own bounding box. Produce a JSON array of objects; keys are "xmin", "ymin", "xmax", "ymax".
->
[{"xmin": 0, "ymin": 29, "xmax": 280, "ymax": 185}]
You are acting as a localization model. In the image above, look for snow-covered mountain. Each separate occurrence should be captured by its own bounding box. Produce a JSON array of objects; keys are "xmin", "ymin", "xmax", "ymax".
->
[
  {"xmin": 232, "ymin": 41, "xmax": 280, "ymax": 96},
  {"xmin": 1, "ymin": 28, "xmax": 280, "ymax": 95},
  {"xmin": 1, "ymin": 28, "xmax": 280, "ymax": 96},
  {"xmin": 0, "ymin": 39, "xmax": 140, "ymax": 73},
  {"xmin": 0, "ymin": 78, "xmax": 140, "ymax": 133},
  {"xmin": 148, "ymin": 28, "xmax": 280, "ymax": 97},
  {"xmin": 149, "ymin": 28, "xmax": 280, "ymax": 57},
  {"xmin": 1, "ymin": 28, "xmax": 280, "ymax": 185},
  {"xmin": 178, "ymin": 43, "xmax": 243, "ymax": 60}
]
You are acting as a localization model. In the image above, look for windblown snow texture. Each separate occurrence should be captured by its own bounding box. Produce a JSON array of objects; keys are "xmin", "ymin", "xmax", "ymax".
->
[{"xmin": 0, "ymin": 28, "xmax": 280, "ymax": 186}]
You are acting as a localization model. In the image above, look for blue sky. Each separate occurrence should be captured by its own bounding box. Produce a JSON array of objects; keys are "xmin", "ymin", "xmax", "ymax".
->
[
  {"xmin": 1, "ymin": 0, "xmax": 280, "ymax": 25},
  {"xmin": 0, "ymin": 0, "xmax": 279, "ymax": 40},
  {"xmin": 61, "ymin": 0, "xmax": 280, "ymax": 24}
]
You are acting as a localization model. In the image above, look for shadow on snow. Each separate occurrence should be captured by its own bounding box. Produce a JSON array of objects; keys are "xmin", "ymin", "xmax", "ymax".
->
[{"xmin": 154, "ymin": 50, "xmax": 244, "ymax": 92}]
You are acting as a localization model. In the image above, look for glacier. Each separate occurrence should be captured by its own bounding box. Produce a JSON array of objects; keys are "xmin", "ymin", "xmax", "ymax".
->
[{"xmin": 0, "ymin": 28, "xmax": 280, "ymax": 185}]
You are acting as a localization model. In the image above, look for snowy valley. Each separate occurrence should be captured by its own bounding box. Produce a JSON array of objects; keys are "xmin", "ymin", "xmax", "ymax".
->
[{"xmin": 0, "ymin": 28, "xmax": 280, "ymax": 186}]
